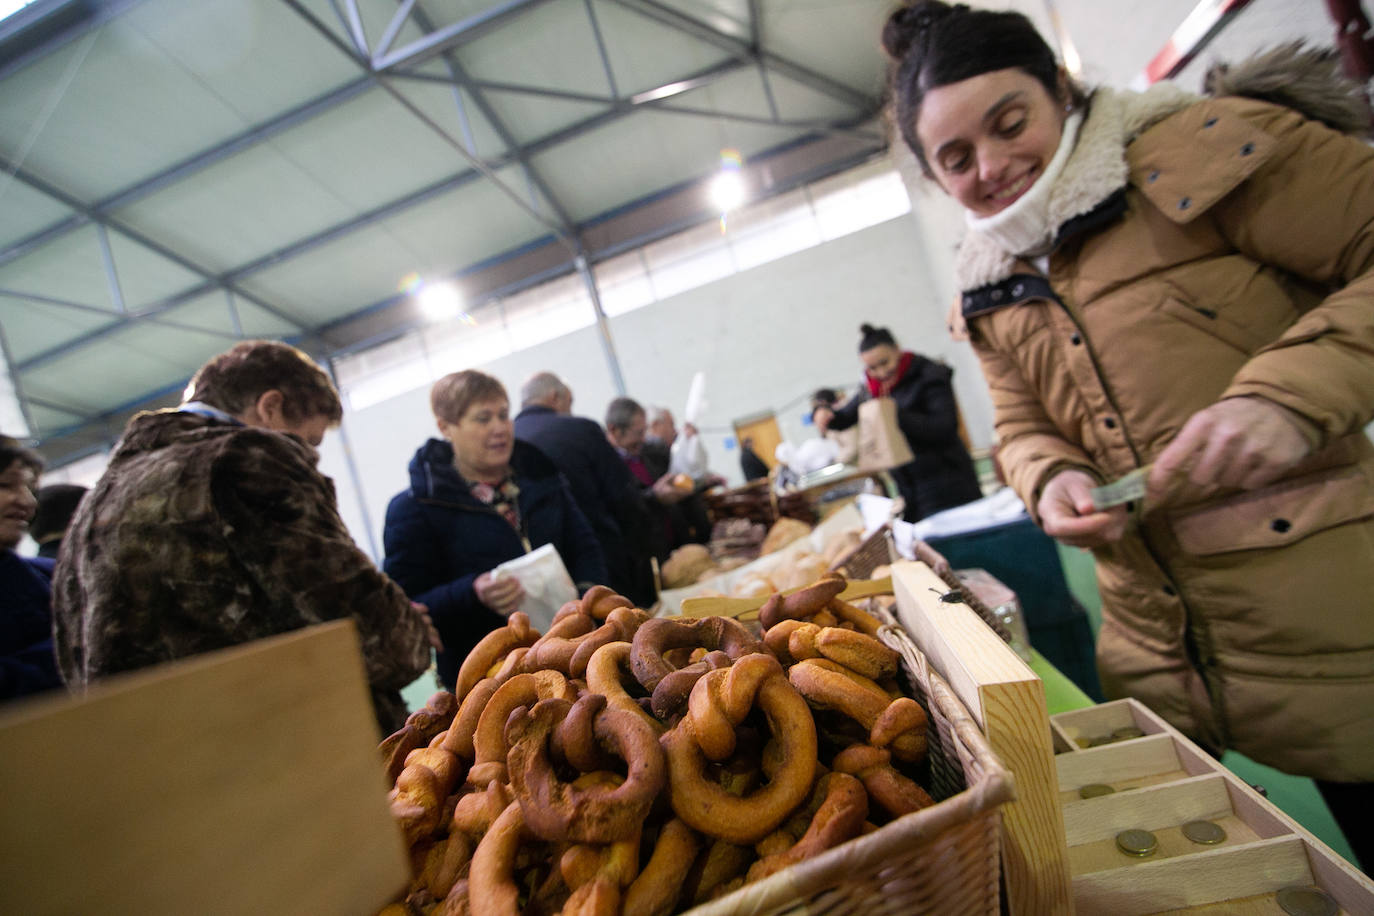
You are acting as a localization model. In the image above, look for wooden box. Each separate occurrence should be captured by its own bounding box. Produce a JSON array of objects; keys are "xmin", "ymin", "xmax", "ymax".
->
[
  {"xmin": 0, "ymin": 621, "xmax": 409, "ymax": 916},
  {"xmin": 892, "ymin": 560, "xmax": 1074, "ymax": 915},
  {"xmin": 1053, "ymin": 698, "xmax": 1374, "ymax": 914}
]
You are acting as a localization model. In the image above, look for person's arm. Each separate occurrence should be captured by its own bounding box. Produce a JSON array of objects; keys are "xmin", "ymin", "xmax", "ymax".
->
[
  {"xmin": 969, "ymin": 334, "xmax": 1125, "ymax": 544},
  {"xmin": 381, "ymin": 493, "xmax": 504, "ymax": 651},
  {"xmin": 1, "ymin": 640, "xmax": 61, "ymax": 699},
  {"xmin": 823, "ymin": 387, "xmax": 867, "ymax": 432},
  {"xmin": 1147, "ymin": 99, "xmax": 1374, "ymax": 498},
  {"xmin": 218, "ymin": 433, "xmax": 431, "ymax": 692}
]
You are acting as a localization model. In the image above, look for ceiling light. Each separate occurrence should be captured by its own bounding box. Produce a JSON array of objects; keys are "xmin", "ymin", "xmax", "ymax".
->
[
  {"xmin": 709, "ymin": 170, "xmax": 746, "ymax": 213},
  {"xmin": 416, "ymin": 281, "xmax": 465, "ymax": 322}
]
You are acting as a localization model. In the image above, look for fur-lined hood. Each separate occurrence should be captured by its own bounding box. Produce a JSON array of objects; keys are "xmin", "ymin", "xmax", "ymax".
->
[{"xmin": 953, "ymin": 44, "xmax": 1369, "ymax": 294}]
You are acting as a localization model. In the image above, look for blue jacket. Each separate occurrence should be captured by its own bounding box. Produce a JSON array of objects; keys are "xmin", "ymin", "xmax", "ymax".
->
[
  {"xmin": 382, "ymin": 438, "xmax": 608, "ymax": 688},
  {"xmin": 1, "ymin": 551, "xmax": 61, "ymax": 701}
]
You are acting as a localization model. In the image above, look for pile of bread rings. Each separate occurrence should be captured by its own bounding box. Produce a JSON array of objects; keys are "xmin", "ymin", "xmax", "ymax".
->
[{"xmin": 376, "ymin": 573, "xmax": 935, "ymax": 916}]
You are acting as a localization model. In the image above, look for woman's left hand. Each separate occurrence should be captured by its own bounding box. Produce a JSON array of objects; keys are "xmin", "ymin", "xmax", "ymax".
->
[{"xmin": 1148, "ymin": 397, "xmax": 1314, "ymax": 504}]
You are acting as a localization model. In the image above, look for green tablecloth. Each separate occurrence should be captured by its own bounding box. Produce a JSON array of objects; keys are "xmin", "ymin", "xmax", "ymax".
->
[{"xmin": 1030, "ymin": 649, "xmax": 1094, "ymax": 715}]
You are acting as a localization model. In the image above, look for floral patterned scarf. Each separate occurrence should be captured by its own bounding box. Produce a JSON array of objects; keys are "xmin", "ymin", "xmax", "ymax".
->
[{"xmin": 466, "ymin": 475, "xmax": 522, "ymax": 535}]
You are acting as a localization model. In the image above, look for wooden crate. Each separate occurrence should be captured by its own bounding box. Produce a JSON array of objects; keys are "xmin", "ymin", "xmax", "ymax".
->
[
  {"xmin": 0, "ymin": 621, "xmax": 409, "ymax": 916},
  {"xmin": 892, "ymin": 559, "xmax": 1074, "ymax": 915},
  {"xmin": 1053, "ymin": 699, "xmax": 1374, "ymax": 914}
]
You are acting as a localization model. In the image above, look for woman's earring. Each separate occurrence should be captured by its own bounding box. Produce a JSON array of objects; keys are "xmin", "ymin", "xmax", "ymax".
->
[{"xmin": 1064, "ymin": 102, "xmax": 1074, "ymax": 113}]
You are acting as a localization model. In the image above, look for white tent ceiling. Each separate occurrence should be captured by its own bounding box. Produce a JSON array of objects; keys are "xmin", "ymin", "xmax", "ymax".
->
[{"xmin": 0, "ymin": 0, "xmax": 895, "ymax": 460}]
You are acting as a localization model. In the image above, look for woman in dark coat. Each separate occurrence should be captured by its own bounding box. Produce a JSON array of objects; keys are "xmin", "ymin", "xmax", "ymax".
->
[
  {"xmin": 0, "ymin": 435, "xmax": 61, "ymax": 701},
  {"xmin": 820, "ymin": 323, "xmax": 981, "ymax": 521},
  {"xmin": 383, "ymin": 370, "xmax": 608, "ymax": 689}
]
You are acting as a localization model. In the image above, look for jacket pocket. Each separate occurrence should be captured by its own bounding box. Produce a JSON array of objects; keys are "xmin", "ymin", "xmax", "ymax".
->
[
  {"xmin": 1158, "ymin": 296, "xmax": 1272, "ymax": 355},
  {"xmin": 1169, "ymin": 464, "xmax": 1374, "ymax": 555}
]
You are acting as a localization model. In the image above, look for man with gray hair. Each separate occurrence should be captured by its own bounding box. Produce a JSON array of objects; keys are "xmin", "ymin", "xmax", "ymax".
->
[{"xmin": 513, "ymin": 373, "xmax": 654, "ymax": 605}]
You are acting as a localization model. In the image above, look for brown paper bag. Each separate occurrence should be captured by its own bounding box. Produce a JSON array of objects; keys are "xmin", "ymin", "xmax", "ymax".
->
[{"xmin": 857, "ymin": 396, "xmax": 915, "ymax": 471}]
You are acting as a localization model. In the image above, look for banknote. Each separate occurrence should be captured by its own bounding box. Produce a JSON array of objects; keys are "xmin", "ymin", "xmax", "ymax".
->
[{"xmin": 1089, "ymin": 466, "xmax": 1151, "ymax": 511}]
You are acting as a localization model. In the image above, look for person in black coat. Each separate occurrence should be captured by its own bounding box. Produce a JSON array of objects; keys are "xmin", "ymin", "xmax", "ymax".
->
[
  {"xmin": 383, "ymin": 371, "xmax": 608, "ymax": 690},
  {"xmin": 512, "ymin": 373, "xmax": 655, "ymax": 607},
  {"xmin": 820, "ymin": 324, "xmax": 982, "ymax": 521},
  {"xmin": 0, "ymin": 435, "xmax": 62, "ymax": 701}
]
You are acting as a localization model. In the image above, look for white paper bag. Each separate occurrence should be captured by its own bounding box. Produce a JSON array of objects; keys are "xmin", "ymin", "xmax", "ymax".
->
[{"xmin": 491, "ymin": 543, "xmax": 577, "ymax": 633}]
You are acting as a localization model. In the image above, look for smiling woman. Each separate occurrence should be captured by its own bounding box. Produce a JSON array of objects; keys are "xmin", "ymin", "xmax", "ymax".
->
[
  {"xmin": 882, "ymin": 0, "xmax": 1374, "ymax": 868},
  {"xmin": 382, "ymin": 371, "xmax": 609, "ymax": 691}
]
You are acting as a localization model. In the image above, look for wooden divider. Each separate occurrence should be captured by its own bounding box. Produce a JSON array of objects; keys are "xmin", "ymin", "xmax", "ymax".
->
[{"xmin": 892, "ymin": 560, "xmax": 1073, "ymax": 915}]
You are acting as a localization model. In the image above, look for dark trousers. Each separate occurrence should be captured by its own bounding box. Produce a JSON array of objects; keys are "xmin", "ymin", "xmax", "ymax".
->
[{"xmin": 1316, "ymin": 780, "xmax": 1372, "ymax": 873}]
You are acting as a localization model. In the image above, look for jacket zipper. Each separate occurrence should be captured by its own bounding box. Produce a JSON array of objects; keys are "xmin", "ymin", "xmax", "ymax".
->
[{"xmin": 1043, "ymin": 284, "xmax": 1221, "ymax": 740}]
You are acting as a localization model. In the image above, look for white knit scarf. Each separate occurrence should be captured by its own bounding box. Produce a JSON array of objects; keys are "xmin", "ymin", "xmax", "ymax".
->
[{"xmin": 963, "ymin": 110, "xmax": 1083, "ymax": 258}]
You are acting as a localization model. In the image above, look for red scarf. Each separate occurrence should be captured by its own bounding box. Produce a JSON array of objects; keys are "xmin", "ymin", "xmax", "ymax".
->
[{"xmin": 865, "ymin": 351, "xmax": 915, "ymax": 398}]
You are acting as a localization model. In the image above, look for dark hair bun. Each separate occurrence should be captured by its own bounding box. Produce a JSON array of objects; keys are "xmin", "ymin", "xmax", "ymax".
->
[
  {"xmin": 859, "ymin": 323, "xmax": 877, "ymax": 336},
  {"xmin": 881, "ymin": 1, "xmax": 959, "ymax": 60}
]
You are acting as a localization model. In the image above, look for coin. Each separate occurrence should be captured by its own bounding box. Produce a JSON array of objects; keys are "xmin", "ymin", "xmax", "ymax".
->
[
  {"xmin": 1181, "ymin": 819, "xmax": 1226, "ymax": 845},
  {"xmin": 1115, "ymin": 828, "xmax": 1158, "ymax": 857},
  {"xmin": 1112, "ymin": 726, "xmax": 1146, "ymax": 740},
  {"xmin": 1079, "ymin": 783, "xmax": 1115, "ymax": 799},
  {"xmin": 1275, "ymin": 885, "xmax": 1338, "ymax": 916}
]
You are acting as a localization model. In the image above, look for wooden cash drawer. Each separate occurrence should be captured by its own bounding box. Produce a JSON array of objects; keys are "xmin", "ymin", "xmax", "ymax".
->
[{"xmin": 1052, "ymin": 699, "xmax": 1373, "ymax": 915}]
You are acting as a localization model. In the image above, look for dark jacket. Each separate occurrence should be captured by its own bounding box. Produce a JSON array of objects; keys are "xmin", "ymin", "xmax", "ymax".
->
[
  {"xmin": 829, "ymin": 354, "xmax": 981, "ymax": 521},
  {"xmin": 51, "ymin": 409, "xmax": 433, "ymax": 734},
  {"xmin": 512, "ymin": 406, "xmax": 652, "ymax": 604},
  {"xmin": 1, "ymin": 551, "xmax": 61, "ymax": 701},
  {"xmin": 641, "ymin": 438, "xmax": 712, "ymax": 551},
  {"xmin": 382, "ymin": 438, "xmax": 608, "ymax": 689}
]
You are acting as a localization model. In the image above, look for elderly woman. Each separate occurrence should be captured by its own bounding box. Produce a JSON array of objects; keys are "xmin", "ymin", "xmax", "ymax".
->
[
  {"xmin": 384, "ymin": 370, "xmax": 608, "ymax": 689},
  {"xmin": 881, "ymin": 0, "xmax": 1374, "ymax": 865}
]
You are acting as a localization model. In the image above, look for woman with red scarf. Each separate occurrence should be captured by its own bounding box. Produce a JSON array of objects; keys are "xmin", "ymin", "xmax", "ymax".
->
[{"xmin": 819, "ymin": 323, "xmax": 982, "ymax": 521}]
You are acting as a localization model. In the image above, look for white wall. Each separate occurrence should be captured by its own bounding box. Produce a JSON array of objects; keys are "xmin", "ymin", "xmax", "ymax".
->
[{"xmin": 321, "ymin": 207, "xmax": 998, "ymax": 561}]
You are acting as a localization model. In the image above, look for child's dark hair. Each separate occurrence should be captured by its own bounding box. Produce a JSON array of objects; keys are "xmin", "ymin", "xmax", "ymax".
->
[
  {"xmin": 859, "ymin": 323, "xmax": 896, "ymax": 353},
  {"xmin": 882, "ymin": 1, "xmax": 1086, "ymax": 175}
]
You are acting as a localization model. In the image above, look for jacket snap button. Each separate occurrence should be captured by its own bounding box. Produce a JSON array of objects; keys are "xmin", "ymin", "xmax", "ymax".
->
[
  {"xmin": 1204, "ymin": 117, "xmax": 1217, "ymax": 128},
  {"xmin": 1178, "ymin": 197, "xmax": 1191, "ymax": 211},
  {"xmin": 991, "ymin": 289, "xmax": 1003, "ymax": 301},
  {"xmin": 1147, "ymin": 170, "xmax": 1160, "ymax": 183},
  {"xmin": 1012, "ymin": 284, "xmax": 1025, "ymax": 297},
  {"xmin": 1103, "ymin": 417, "xmax": 1117, "ymax": 429},
  {"xmin": 1271, "ymin": 518, "xmax": 1292, "ymax": 533},
  {"xmin": 1070, "ymin": 333, "xmax": 1082, "ymax": 345},
  {"xmin": 1240, "ymin": 142, "xmax": 1254, "ymax": 156}
]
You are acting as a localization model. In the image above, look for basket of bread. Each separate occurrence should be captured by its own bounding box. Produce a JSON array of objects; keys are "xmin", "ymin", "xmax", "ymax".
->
[{"xmin": 374, "ymin": 571, "xmax": 1014, "ymax": 916}]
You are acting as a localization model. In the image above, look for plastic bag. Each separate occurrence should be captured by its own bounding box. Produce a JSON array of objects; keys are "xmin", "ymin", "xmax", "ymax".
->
[
  {"xmin": 490, "ymin": 543, "xmax": 577, "ymax": 633},
  {"xmin": 669, "ymin": 432, "xmax": 709, "ymax": 478}
]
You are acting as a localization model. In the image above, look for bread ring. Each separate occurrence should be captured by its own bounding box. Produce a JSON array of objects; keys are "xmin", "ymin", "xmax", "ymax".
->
[
  {"xmin": 662, "ymin": 654, "xmax": 818, "ymax": 844},
  {"xmin": 559, "ymin": 829, "xmax": 640, "ymax": 916},
  {"xmin": 649, "ymin": 650, "xmax": 732, "ymax": 720},
  {"xmin": 746, "ymin": 772, "xmax": 868, "ymax": 882},
  {"xmin": 680, "ymin": 839, "xmax": 755, "ymax": 905},
  {"xmin": 380, "ymin": 691, "xmax": 460, "ymax": 785},
  {"xmin": 583, "ymin": 641, "xmax": 662, "ymax": 733},
  {"xmin": 454, "ymin": 612, "xmax": 539, "ymax": 700},
  {"xmin": 389, "ymin": 762, "xmax": 445, "ymax": 846},
  {"xmin": 467, "ymin": 800, "xmax": 527, "ymax": 916},
  {"xmin": 506, "ymin": 695, "xmax": 667, "ymax": 843},
  {"xmin": 578, "ymin": 584, "xmax": 637, "ymax": 620},
  {"xmin": 630, "ymin": 616, "xmax": 767, "ymax": 715},
  {"xmin": 469, "ymin": 670, "xmax": 575, "ymax": 787},
  {"xmin": 380, "ymin": 725, "xmax": 426, "ymax": 787},
  {"xmin": 451, "ymin": 781, "xmax": 512, "ymax": 839},
  {"xmin": 776, "ymin": 622, "xmax": 899, "ymax": 681},
  {"xmin": 415, "ymin": 829, "xmax": 473, "ymax": 902},
  {"xmin": 788, "ymin": 659, "xmax": 927, "ymax": 761},
  {"xmin": 439, "ymin": 677, "xmax": 498, "ymax": 761},
  {"xmin": 523, "ymin": 606, "xmax": 649, "ymax": 678},
  {"xmin": 623, "ymin": 818, "xmax": 701, "ymax": 916},
  {"xmin": 757, "ymin": 575, "xmax": 847, "ymax": 629},
  {"xmin": 831, "ymin": 744, "xmax": 936, "ymax": 818},
  {"xmin": 826, "ymin": 596, "xmax": 883, "ymax": 637}
]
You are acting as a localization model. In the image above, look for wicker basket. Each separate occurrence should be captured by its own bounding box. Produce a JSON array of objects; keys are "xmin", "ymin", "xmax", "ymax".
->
[{"xmin": 680, "ymin": 612, "xmax": 1016, "ymax": 916}]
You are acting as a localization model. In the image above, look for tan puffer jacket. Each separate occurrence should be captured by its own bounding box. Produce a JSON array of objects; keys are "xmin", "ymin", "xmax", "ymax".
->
[{"xmin": 957, "ymin": 56, "xmax": 1374, "ymax": 782}]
